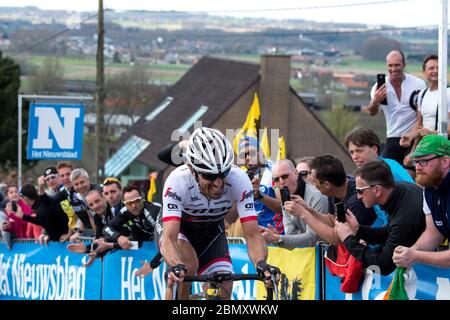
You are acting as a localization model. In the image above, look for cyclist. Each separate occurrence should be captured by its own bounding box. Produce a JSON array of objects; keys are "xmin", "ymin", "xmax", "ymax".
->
[{"xmin": 161, "ymin": 127, "xmax": 280, "ymax": 300}]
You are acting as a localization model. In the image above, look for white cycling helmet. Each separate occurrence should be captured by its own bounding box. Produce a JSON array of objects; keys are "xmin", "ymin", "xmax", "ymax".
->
[{"xmin": 186, "ymin": 127, "xmax": 234, "ymax": 174}]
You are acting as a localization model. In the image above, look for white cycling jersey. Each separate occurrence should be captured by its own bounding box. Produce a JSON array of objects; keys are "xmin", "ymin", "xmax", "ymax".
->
[{"xmin": 162, "ymin": 164, "xmax": 257, "ymax": 225}]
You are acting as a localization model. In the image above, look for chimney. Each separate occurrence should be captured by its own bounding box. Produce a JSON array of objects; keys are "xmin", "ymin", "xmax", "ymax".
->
[{"xmin": 259, "ymin": 55, "xmax": 291, "ymax": 142}]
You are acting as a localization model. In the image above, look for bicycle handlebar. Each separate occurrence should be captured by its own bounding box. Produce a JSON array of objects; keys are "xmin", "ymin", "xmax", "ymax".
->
[{"xmin": 183, "ymin": 273, "xmax": 261, "ymax": 283}]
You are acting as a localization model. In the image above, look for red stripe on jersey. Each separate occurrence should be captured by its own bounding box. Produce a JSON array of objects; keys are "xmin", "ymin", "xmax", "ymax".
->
[
  {"xmin": 240, "ymin": 216, "xmax": 257, "ymax": 223},
  {"xmin": 198, "ymin": 257, "xmax": 232, "ymax": 275},
  {"xmin": 162, "ymin": 216, "xmax": 181, "ymax": 222}
]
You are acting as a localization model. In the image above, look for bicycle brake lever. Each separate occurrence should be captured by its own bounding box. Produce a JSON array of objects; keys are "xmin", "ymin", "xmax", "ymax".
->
[
  {"xmin": 270, "ymin": 273, "xmax": 279, "ymax": 300},
  {"xmin": 172, "ymin": 282, "xmax": 178, "ymax": 300}
]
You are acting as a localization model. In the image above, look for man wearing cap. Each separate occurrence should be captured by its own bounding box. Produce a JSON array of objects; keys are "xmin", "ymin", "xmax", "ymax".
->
[
  {"xmin": 235, "ymin": 136, "xmax": 284, "ymax": 233},
  {"xmin": 43, "ymin": 166, "xmax": 63, "ymax": 196},
  {"xmin": 14, "ymin": 184, "xmax": 69, "ymax": 243},
  {"xmin": 393, "ymin": 134, "xmax": 450, "ymax": 268}
]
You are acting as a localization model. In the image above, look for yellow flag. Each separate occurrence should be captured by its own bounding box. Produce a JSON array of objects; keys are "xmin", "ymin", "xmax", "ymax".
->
[
  {"xmin": 260, "ymin": 126, "xmax": 271, "ymax": 158},
  {"xmin": 233, "ymin": 93, "xmax": 261, "ymax": 154},
  {"xmin": 147, "ymin": 173, "xmax": 157, "ymax": 202},
  {"xmin": 277, "ymin": 136, "xmax": 286, "ymax": 160}
]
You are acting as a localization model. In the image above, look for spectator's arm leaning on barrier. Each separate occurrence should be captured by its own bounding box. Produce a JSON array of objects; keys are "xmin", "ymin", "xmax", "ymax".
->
[
  {"xmin": 102, "ymin": 214, "xmax": 131, "ymax": 250},
  {"xmin": 135, "ymin": 251, "xmax": 164, "ymax": 277},
  {"xmin": 393, "ymin": 215, "xmax": 450, "ymax": 268},
  {"xmin": 284, "ymin": 195, "xmax": 339, "ymax": 245},
  {"xmin": 336, "ymin": 209, "xmax": 404, "ymax": 275}
]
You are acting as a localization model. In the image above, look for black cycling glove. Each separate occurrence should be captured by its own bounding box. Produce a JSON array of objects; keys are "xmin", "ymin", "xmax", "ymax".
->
[{"xmin": 256, "ymin": 261, "xmax": 281, "ymax": 280}]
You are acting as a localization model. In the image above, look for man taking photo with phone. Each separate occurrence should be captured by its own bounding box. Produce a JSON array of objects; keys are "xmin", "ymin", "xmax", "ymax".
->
[{"xmin": 367, "ymin": 50, "xmax": 426, "ymax": 165}]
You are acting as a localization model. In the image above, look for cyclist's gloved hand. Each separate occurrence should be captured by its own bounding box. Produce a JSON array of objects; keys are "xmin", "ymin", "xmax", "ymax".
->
[
  {"xmin": 165, "ymin": 263, "xmax": 187, "ymax": 283},
  {"xmin": 256, "ymin": 261, "xmax": 281, "ymax": 288}
]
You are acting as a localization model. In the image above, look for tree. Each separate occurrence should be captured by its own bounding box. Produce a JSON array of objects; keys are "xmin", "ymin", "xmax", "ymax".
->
[
  {"xmin": 28, "ymin": 57, "xmax": 65, "ymax": 94},
  {"xmin": 0, "ymin": 51, "xmax": 34, "ymax": 172},
  {"xmin": 361, "ymin": 36, "xmax": 402, "ymax": 61},
  {"xmin": 321, "ymin": 105, "xmax": 358, "ymax": 144}
]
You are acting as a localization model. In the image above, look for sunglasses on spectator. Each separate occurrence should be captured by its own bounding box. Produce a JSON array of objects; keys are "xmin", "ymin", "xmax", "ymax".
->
[
  {"xmin": 45, "ymin": 175, "xmax": 58, "ymax": 182},
  {"xmin": 123, "ymin": 197, "xmax": 142, "ymax": 207},
  {"xmin": 411, "ymin": 156, "xmax": 441, "ymax": 167},
  {"xmin": 299, "ymin": 170, "xmax": 310, "ymax": 178},
  {"xmin": 198, "ymin": 168, "xmax": 231, "ymax": 181},
  {"xmin": 103, "ymin": 177, "xmax": 120, "ymax": 185},
  {"xmin": 273, "ymin": 170, "xmax": 294, "ymax": 183},
  {"xmin": 355, "ymin": 185, "xmax": 376, "ymax": 194}
]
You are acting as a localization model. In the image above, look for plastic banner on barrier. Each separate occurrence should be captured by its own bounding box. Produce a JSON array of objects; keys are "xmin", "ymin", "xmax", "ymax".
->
[
  {"xmin": 101, "ymin": 242, "xmax": 259, "ymax": 300},
  {"xmin": 0, "ymin": 243, "xmax": 102, "ymax": 300},
  {"xmin": 256, "ymin": 246, "xmax": 318, "ymax": 300},
  {"xmin": 324, "ymin": 257, "xmax": 450, "ymax": 300}
]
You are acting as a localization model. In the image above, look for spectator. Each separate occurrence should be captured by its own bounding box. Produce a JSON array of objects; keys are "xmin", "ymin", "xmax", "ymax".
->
[
  {"xmin": 14, "ymin": 183, "xmax": 69, "ymax": 244},
  {"xmin": 393, "ymin": 135, "xmax": 450, "ymax": 268},
  {"xmin": 283, "ymin": 155, "xmax": 377, "ymax": 245},
  {"xmin": 367, "ymin": 50, "xmax": 426, "ymax": 164},
  {"xmin": 42, "ymin": 166, "xmax": 63, "ymax": 196},
  {"xmin": 56, "ymin": 161, "xmax": 77, "ymax": 231},
  {"xmin": 260, "ymin": 159, "xmax": 328, "ymax": 248},
  {"xmin": 334, "ymin": 160, "xmax": 425, "ymax": 275},
  {"xmin": 103, "ymin": 185, "xmax": 162, "ymax": 249},
  {"xmin": 1, "ymin": 185, "xmax": 33, "ymax": 240},
  {"xmin": 237, "ymin": 136, "xmax": 283, "ymax": 233},
  {"xmin": 295, "ymin": 157, "xmax": 315, "ymax": 185},
  {"xmin": 53, "ymin": 168, "xmax": 99, "ymax": 241},
  {"xmin": 67, "ymin": 188, "xmax": 116, "ymax": 266},
  {"xmin": 345, "ymin": 127, "xmax": 415, "ymax": 226},
  {"xmin": 102, "ymin": 177, "xmax": 123, "ymax": 216},
  {"xmin": 402, "ymin": 55, "xmax": 450, "ymax": 164}
]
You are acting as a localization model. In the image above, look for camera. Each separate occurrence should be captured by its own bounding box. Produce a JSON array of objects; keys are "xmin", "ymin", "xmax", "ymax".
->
[
  {"xmin": 376, "ymin": 73, "xmax": 387, "ymax": 105},
  {"xmin": 280, "ymin": 187, "xmax": 291, "ymax": 205},
  {"xmin": 335, "ymin": 202, "xmax": 346, "ymax": 223},
  {"xmin": 11, "ymin": 201, "xmax": 17, "ymax": 212}
]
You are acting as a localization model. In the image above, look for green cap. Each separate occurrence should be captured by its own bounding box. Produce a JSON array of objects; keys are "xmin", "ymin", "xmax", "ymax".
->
[{"xmin": 410, "ymin": 134, "xmax": 450, "ymax": 158}]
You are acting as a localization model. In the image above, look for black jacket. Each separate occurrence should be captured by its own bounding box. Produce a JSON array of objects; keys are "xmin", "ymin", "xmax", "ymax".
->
[
  {"xmin": 93, "ymin": 203, "xmax": 115, "ymax": 239},
  {"xmin": 54, "ymin": 184, "xmax": 100, "ymax": 229},
  {"xmin": 344, "ymin": 182, "xmax": 426, "ymax": 275},
  {"xmin": 103, "ymin": 201, "xmax": 162, "ymax": 244},
  {"xmin": 22, "ymin": 194, "xmax": 69, "ymax": 241}
]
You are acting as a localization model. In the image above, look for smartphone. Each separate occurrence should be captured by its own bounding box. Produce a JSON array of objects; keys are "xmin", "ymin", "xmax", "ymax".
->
[
  {"xmin": 376, "ymin": 73, "xmax": 388, "ymax": 105},
  {"xmin": 280, "ymin": 187, "xmax": 291, "ymax": 205},
  {"xmin": 335, "ymin": 202, "xmax": 346, "ymax": 223},
  {"xmin": 11, "ymin": 201, "xmax": 17, "ymax": 212},
  {"xmin": 129, "ymin": 241, "xmax": 139, "ymax": 250}
]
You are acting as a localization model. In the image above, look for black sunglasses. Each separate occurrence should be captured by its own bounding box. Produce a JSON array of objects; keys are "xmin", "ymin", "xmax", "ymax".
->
[{"xmin": 199, "ymin": 168, "xmax": 231, "ymax": 181}]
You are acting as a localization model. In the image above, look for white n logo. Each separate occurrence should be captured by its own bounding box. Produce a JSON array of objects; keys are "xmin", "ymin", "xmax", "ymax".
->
[{"xmin": 32, "ymin": 107, "xmax": 81, "ymax": 149}]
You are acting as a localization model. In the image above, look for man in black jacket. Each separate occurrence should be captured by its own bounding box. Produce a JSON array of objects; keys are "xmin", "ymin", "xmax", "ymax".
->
[
  {"xmin": 103, "ymin": 185, "xmax": 162, "ymax": 246},
  {"xmin": 334, "ymin": 160, "xmax": 426, "ymax": 275},
  {"xmin": 15, "ymin": 184, "xmax": 69, "ymax": 243}
]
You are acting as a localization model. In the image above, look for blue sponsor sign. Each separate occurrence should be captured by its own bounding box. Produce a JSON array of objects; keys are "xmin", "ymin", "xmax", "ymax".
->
[
  {"xmin": 324, "ymin": 259, "xmax": 450, "ymax": 300},
  {"xmin": 102, "ymin": 242, "xmax": 258, "ymax": 300},
  {"xmin": 0, "ymin": 243, "xmax": 102, "ymax": 300},
  {"xmin": 27, "ymin": 103, "xmax": 84, "ymax": 160}
]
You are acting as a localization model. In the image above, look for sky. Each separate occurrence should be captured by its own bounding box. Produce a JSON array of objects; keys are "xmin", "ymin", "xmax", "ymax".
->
[{"xmin": 0, "ymin": 0, "xmax": 445, "ymax": 28}]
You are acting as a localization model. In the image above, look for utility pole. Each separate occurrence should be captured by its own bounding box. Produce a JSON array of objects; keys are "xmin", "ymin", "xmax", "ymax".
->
[{"xmin": 95, "ymin": 0, "xmax": 106, "ymax": 183}]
